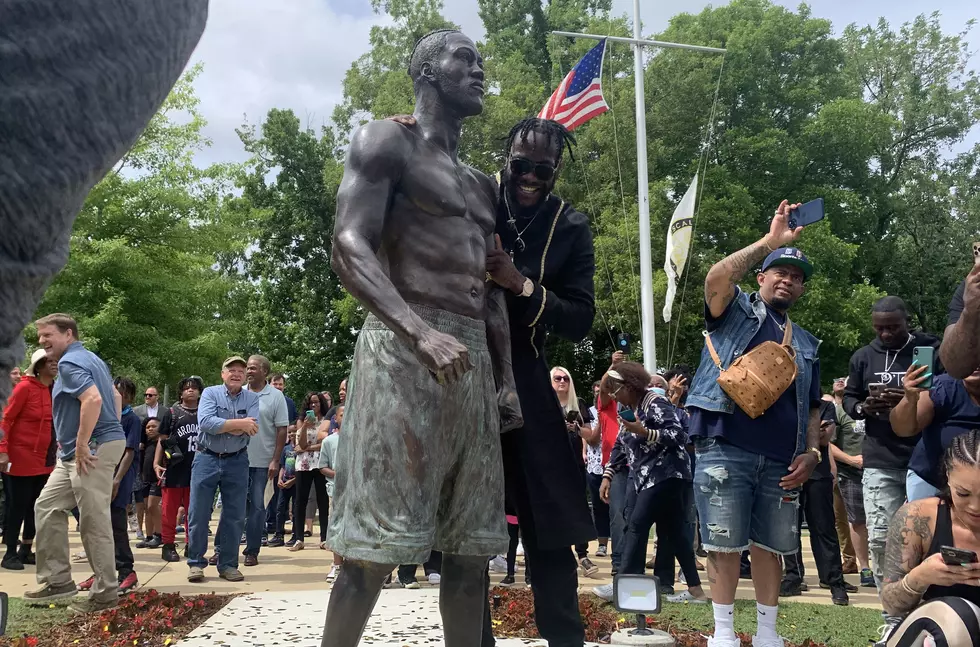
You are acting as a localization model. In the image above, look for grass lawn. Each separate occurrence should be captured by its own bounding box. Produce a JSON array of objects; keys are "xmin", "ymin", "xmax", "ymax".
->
[
  {"xmin": 648, "ymin": 599, "xmax": 883, "ymax": 647},
  {"xmin": 3, "ymin": 597, "xmax": 73, "ymax": 641}
]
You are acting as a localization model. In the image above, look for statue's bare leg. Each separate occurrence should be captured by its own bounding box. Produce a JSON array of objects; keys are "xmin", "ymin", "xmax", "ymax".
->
[
  {"xmin": 441, "ymin": 554, "xmax": 493, "ymax": 646},
  {"xmin": 487, "ymin": 286, "xmax": 523, "ymax": 432},
  {"xmin": 320, "ymin": 559, "xmax": 395, "ymax": 647}
]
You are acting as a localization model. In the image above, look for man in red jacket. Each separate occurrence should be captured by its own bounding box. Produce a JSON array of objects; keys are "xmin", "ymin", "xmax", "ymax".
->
[{"xmin": 1, "ymin": 349, "xmax": 57, "ymax": 570}]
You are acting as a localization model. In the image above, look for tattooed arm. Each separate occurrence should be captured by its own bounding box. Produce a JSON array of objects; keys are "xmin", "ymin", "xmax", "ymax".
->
[
  {"xmin": 704, "ymin": 200, "xmax": 803, "ymax": 319},
  {"xmin": 881, "ymin": 501, "xmax": 933, "ymax": 616}
]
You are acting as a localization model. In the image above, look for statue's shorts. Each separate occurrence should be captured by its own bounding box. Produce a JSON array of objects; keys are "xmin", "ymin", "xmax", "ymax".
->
[{"xmin": 326, "ymin": 303, "xmax": 508, "ymax": 564}]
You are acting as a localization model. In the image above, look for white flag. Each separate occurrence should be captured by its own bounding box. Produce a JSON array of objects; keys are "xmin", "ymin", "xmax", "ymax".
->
[{"xmin": 663, "ymin": 174, "xmax": 698, "ymax": 322}]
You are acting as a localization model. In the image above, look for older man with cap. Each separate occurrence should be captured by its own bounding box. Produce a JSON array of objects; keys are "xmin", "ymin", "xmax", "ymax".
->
[
  {"xmin": 685, "ymin": 201, "xmax": 823, "ymax": 647},
  {"xmin": 185, "ymin": 356, "xmax": 259, "ymax": 584}
]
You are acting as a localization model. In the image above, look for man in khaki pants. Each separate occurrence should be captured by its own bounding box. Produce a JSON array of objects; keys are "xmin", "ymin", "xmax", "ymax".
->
[{"xmin": 25, "ymin": 314, "xmax": 126, "ymax": 614}]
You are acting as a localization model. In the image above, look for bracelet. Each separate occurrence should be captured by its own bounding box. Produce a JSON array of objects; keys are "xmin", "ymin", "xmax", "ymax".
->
[
  {"xmin": 763, "ymin": 237, "xmax": 776, "ymax": 253},
  {"xmin": 901, "ymin": 574, "xmax": 924, "ymax": 596}
]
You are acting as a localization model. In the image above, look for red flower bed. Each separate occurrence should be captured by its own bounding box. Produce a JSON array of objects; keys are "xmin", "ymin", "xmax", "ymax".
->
[
  {"xmin": 488, "ymin": 587, "xmax": 827, "ymax": 647},
  {"xmin": 3, "ymin": 590, "xmax": 232, "ymax": 647}
]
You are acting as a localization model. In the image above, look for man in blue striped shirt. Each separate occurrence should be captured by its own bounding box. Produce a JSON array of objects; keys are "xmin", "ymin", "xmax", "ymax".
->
[{"xmin": 185, "ymin": 356, "xmax": 259, "ymax": 584}]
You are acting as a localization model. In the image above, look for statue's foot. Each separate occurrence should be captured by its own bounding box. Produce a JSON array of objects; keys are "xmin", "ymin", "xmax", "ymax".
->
[{"xmin": 499, "ymin": 387, "xmax": 523, "ymax": 432}]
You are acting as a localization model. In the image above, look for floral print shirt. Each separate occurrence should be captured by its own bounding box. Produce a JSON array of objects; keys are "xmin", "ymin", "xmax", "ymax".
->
[{"xmin": 625, "ymin": 391, "xmax": 691, "ymax": 492}]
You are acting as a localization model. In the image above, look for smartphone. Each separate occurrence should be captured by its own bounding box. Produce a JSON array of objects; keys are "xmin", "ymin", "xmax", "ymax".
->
[
  {"xmin": 912, "ymin": 346, "xmax": 935, "ymax": 389},
  {"xmin": 305, "ymin": 409, "xmax": 316, "ymax": 421},
  {"xmin": 616, "ymin": 332, "xmax": 631, "ymax": 357},
  {"xmin": 565, "ymin": 410, "xmax": 581, "ymax": 424},
  {"xmin": 619, "ymin": 409, "xmax": 636, "ymax": 423},
  {"xmin": 787, "ymin": 198, "xmax": 825, "ymax": 230},
  {"xmin": 868, "ymin": 383, "xmax": 886, "ymax": 398},
  {"xmin": 973, "ymin": 241, "xmax": 980, "ymax": 266},
  {"xmin": 940, "ymin": 545, "xmax": 978, "ymax": 566}
]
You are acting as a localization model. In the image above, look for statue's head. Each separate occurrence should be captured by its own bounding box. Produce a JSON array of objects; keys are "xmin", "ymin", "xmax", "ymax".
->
[{"xmin": 408, "ymin": 30, "xmax": 485, "ymax": 118}]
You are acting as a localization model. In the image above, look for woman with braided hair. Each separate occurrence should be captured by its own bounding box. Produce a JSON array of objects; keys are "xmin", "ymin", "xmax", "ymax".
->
[{"xmin": 876, "ymin": 429, "xmax": 980, "ymax": 646}]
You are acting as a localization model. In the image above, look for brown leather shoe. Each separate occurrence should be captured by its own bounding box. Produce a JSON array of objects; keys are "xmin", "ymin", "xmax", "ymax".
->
[
  {"xmin": 841, "ymin": 557, "xmax": 858, "ymax": 575},
  {"xmin": 244, "ymin": 554, "xmax": 259, "ymax": 567}
]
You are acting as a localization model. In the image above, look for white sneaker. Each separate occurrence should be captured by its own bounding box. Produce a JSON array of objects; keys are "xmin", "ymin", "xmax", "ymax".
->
[
  {"xmin": 666, "ymin": 590, "xmax": 707, "ymax": 604},
  {"xmin": 488, "ymin": 556, "xmax": 508, "ymax": 573},
  {"xmin": 707, "ymin": 638, "xmax": 741, "ymax": 647},
  {"xmin": 592, "ymin": 583, "xmax": 614, "ymax": 601},
  {"xmin": 678, "ymin": 569, "xmax": 687, "ymax": 585},
  {"xmin": 752, "ymin": 636, "xmax": 785, "ymax": 647},
  {"xmin": 428, "ymin": 573, "xmax": 441, "ymax": 585},
  {"xmin": 516, "ymin": 540, "xmax": 524, "ymax": 557},
  {"xmin": 71, "ymin": 551, "xmax": 87, "ymax": 563},
  {"xmin": 326, "ymin": 566, "xmax": 339, "ymax": 582}
]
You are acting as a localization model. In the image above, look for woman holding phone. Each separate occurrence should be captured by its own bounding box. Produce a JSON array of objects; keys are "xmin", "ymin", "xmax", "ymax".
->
[
  {"xmin": 876, "ymin": 429, "xmax": 980, "ymax": 647},
  {"xmin": 592, "ymin": 362, "xmax": 707, "ymax": 604},
  {"xmin": 890, "ymin": 363, "xmax": 980, "ymax": 501},
  {"xmin": 549, "ymin": 366, "xmax": 600, "ymax": 578},
  {"xmin": 289, "ymin": 392, "xmax": 330, "ymax": 551}
]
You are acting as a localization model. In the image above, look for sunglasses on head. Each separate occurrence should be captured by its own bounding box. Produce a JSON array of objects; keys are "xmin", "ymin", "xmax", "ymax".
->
[{"xmin": 509, "ymin": 157, "xmax": 556, "ymax": 182}]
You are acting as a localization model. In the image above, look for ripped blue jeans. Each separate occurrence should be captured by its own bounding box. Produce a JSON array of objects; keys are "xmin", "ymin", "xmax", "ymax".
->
[{"xmin": 693, "ymin": 437, "xmax": 801, "ymax": 555}]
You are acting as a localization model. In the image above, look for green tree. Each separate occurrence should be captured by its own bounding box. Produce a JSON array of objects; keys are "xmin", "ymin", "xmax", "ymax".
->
[
  {"xmin": 29, "ymin": 66, "xmax": 254, "ymax": 392},
  {"xmin": 232, "ymin": 110, "xmax": 355, "ymax": 401}
]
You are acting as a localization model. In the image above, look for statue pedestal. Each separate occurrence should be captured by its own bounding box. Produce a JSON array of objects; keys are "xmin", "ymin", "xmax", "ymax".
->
[{"xmin": 610, "ymin": 628, "xmax": 676, "ymax": 646}]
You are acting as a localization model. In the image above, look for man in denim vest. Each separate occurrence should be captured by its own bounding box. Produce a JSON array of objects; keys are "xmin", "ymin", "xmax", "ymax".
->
[{"xmin": 687, "ymin": 201, "xmax": 823, "ymax": 647}]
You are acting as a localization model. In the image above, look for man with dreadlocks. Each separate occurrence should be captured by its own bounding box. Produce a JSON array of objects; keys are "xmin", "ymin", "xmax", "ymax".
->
[
  {"xmin": 483, "ymin": 117, "xmax": 598, "ymax": 647},
  {"xmin": 323, "ymin": 29, "xmax": 513, "ymax": 647},
  {"xmin": 388, "ymin": 113, "xmax": 598, "ymax": 647}
]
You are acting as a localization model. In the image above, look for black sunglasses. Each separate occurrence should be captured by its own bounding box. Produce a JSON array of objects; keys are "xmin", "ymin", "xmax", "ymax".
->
[
  {"xmin": 509, "ymin": 157, "xmax": 556, "ymax": 182},
  {"xmin": 144, "ymin": 393, "xmax": 156, "ymax": 397}
]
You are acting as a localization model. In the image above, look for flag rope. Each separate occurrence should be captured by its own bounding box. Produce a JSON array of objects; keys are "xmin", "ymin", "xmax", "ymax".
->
[
  {"xmin": 666, "ymin": 53, "xmax": 727, "ymax": 368},
  {"xmin": 605, "ymin": 41, "xmax": 644, "ymax": 337}
]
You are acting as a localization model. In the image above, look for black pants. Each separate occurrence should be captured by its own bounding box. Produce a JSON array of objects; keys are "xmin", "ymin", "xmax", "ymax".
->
[
  {"xmin": 265, "ymin": 487, "xmax": 279, "ymax": 533},
  {"xmin": 482, "ymin": 463, "xmax": 584, "ymax": 646},
  {"xmin": 292, "ymin": 470, "xmax": 328, "ymax": 543},
  {"xmin": 622, "ymin": 478, "xmax": 701, "ymax": 588},
  {"xmin": 2, "ymin": 473, "xmax": 48, "ymax": 552},
  {"xmin": 275, "ymin": 485, "xmax": 295, "ymax": 536},
  {"xmin": 585, "ymin": 472, "xmax": 610, "ymax": 538},
  {"xmin": 505, "ymin": 521, "xmax": 520, "ymax": 577},
  {"xmin": 783, "ymin": 478, "xmax": 845, "ymax": 588},
  {"xmin": 398, "ymin": 550, "xmax": 443, "ymax": 582},
  {"xmin": 110, "ymin": 505, "xmax": 135, "ymax": 580},
  {"xmin": 653, "ymin": 481, "xmax": 696, "ymax": 588}
]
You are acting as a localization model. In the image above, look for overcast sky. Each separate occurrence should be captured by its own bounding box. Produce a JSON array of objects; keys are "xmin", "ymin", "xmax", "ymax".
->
[{"xmin": 188, "ymin": 0, "xmax": 977, "ymax": 166}]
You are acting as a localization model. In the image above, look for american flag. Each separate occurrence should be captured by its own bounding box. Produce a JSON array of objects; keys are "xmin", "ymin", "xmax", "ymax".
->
[{"xmin": 538, "ymin": 39, "xmax": 609, "ymax": 131}]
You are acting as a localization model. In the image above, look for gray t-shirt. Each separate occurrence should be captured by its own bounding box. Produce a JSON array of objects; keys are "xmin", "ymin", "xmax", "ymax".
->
[
  {"xmin": 53, "ymin": 342, "xmax": 125, "ymax": 460},
  {"xmin": 318, "ymin": 433, "xmax": 341, "ymax": 498},
  {"xmin": 247, "ymin": 384, "xmax": 289, "ymax": 469}
]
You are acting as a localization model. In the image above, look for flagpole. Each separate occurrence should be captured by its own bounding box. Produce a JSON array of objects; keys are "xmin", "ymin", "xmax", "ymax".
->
[
  {"xmin": 551, "ymin": 14, "xmax": 726, "ymax": 376},
  {"xmin": 632, "ymin": 0, "xmax": 657, "ymax": 373}
]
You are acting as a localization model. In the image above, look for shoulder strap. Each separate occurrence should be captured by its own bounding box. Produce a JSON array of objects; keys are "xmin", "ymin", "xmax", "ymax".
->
[
  {"xmin": 703, "ymin": 331, "xmax": 723, "ymax": 369},
  {"xmin": 782, "ymin": 314, "xmax": 794, "ymax": 346}
]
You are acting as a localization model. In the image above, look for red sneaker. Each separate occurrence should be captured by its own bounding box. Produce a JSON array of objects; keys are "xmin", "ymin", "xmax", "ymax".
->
[
  {"xmin": 118, "ymin": 572, "xmax": 138, "ymax": 594},
  {"xmin": 77, "ymin": 576, "xmax": 94, "ymax": 592}
]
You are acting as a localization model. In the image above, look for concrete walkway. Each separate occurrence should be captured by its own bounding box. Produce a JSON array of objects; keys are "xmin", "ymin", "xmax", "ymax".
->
[
  {"xmin": 0, "ymin": 528, "xmax": 882, "ymax": 609},
  {"xmin": 176, "ymin": 589, "xmax": 600, "ymax": 646}
]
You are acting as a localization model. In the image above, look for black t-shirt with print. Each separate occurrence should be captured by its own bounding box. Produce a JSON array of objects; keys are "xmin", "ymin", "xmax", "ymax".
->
[
  {"xmin": 809, "ymin": 401, "xmax": 836, "ymax": 480},
  {"xmin": 141, "ymin": 432, "xmax": 158, "ymax": 484},
  {"xmin": 158, "ymin": 404, "xmax": 199, "ymax": 488}
]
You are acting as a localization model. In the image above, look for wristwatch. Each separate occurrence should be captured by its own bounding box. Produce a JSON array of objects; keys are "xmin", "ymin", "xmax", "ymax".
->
[
  {"xmin": 807, "ymin": 447, "xmax": 822, "ymax": 463},
  {"xmin": 518, "ymin": 277, "xmax": 534, "ymax": 297}
]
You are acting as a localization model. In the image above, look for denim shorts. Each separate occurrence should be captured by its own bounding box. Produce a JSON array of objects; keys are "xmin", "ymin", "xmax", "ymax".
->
[{"xmin": 693, "ymin": 437, "xmax": 801, "ymax": 555}]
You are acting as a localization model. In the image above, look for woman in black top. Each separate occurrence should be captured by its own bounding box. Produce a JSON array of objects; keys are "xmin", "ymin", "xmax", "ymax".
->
[{"xmin": 879, "ymin": 429, "xmax": 980, "ymax": 647}]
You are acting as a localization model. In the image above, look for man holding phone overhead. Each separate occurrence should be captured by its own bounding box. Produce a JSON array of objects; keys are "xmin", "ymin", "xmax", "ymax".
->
[
  {"xmin": 842, "ymin": 296, "xmax": 942, "ymax": 613},
  {"xmin": 685, "ymin": 200, "xmax": 823, "ymax": 647}
]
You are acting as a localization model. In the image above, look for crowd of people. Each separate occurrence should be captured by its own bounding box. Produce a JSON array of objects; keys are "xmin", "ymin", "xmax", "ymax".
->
[{"xmin": 1, "ymin": 15, "xmax": 979, "ymax": 647}]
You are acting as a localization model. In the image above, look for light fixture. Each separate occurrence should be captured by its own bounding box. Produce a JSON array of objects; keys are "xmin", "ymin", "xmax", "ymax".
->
[{"xmin": 610, "ymin": 574, "xmax": 675, "ymax": 644}]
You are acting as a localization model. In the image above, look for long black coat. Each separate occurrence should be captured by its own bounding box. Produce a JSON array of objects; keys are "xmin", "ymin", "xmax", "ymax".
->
[{"xmin": 497, "ymin": 193, "xmax": 598, "ymax": 551}]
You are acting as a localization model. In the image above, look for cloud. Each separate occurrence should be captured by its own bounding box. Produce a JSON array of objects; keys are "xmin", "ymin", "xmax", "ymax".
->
[
  {"xmin": 189, "ymin": 0, "xmax": 388, "ymax": 166},
  {"xmin": 187, "ymin": 0, "xmax": 977, "ymax": 167}
]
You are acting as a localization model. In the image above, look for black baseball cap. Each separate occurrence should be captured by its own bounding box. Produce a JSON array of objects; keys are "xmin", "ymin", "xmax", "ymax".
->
[{"xmin": 761, "ymin": 247, "xmax": 813, "ymax": 281}]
